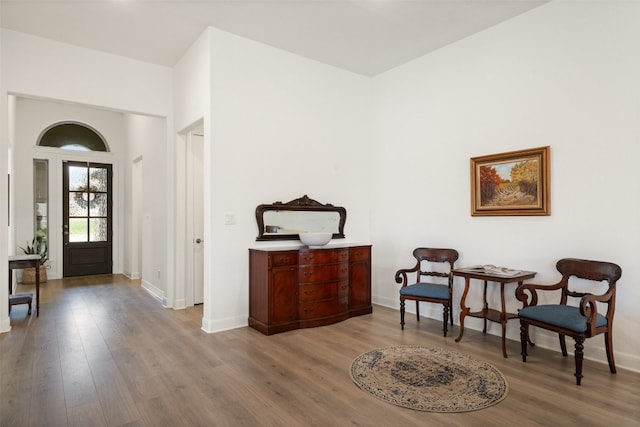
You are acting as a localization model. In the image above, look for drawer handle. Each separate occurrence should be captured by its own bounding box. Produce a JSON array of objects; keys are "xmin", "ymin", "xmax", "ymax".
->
[
  {"xmin": 303, "ymin": 272, "xmax": 313, "ymax": 277},
  {"xmin": 279, "ymin": 256, "xmax": 289, "ymax": 263},
  {"xmin": 341, "ymin": 268, "xmax": 348, "ymax": 273},
  {"xmin": 341, "ymin": 285, "xmax": 348, "ymax": 291},
  {"xmin": 303, "ymin": 308, "xmax": 314, "ymax": 313},
  {"xmin": 304, "ymin": 290, "xmax": 314, "ymax": 295}
]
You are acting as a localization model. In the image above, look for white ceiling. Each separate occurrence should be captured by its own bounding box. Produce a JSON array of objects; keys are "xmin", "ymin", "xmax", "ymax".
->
[{"xmin": 0, "ymin": 0, "xmax": 547, "ymax": 76}]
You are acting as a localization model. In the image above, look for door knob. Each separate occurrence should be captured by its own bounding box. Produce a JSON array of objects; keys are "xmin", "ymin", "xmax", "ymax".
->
[{"xmin": 195, "ymin": 238, "xmax": 203, "ymax": 244}]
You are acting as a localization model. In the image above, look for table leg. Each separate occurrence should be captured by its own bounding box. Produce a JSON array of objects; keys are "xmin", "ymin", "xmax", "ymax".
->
[
  {"xmin": 8, "ymin": 268, "xmax": 12, "ymax": 295},
  {"xmin": 455, "ymin": 277, "xmax": 471, "ymax": 343},
  {"xmin": 500, "ymin": 282, "xmax": 507, "ymax": 357},
  {"xmin": 482, "ymin": 280, "xmax": 488, "ymax": 334},
  {"xmin": 35, "ymin": 263, "xmax": 40, "ymax": 317}
]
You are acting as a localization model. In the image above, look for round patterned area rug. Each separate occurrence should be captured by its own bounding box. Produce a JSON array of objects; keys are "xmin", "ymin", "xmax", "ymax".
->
[{"xmin": 350, "ymin": 345, "xmax": 508, "ymax": 412}]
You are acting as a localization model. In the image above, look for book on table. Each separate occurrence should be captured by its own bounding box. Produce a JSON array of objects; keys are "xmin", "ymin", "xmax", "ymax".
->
[{"xmin": 462, "ymin": 265, "xmax": 522, "ymax": 276}]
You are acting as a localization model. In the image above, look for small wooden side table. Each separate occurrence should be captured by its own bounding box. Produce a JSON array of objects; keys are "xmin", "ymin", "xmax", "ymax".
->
[{"xmin": 452, "ymin": 266, "xmax": 536, "ymax": 357}]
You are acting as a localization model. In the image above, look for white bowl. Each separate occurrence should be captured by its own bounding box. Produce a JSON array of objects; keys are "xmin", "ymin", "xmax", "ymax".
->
[{"xmin": 299, "ymin": 232, "xmax": 332, "ymax": 248}]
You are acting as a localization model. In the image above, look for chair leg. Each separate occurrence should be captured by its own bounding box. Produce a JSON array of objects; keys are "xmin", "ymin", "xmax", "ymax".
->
[
  {"xmin": 559, "ymin": 334, "xmax": 568, "ymax": 356},
  {"xmin": 415, "ymin": 301, "xmax": 420, "ymax": 321},
  {"xmin": 449, "ymin": 303, "xmax": 454, "ymax": 326},
  {"xmin": 520, "ymin": 321, "xmax": 529, "ymax": 362},
  {"xmin": 442, "ymin": 304, "xmax": 448, "ymax": 337},
  {"xmin": 574, "ymin": 337, "xmax": 585, "ymax": 385},
  {"xmin": 605, "ymin": 331, "xmax": 617, "ymax": 374},
  {"xmin": 400, "ymin": 299, "xmax": 405, "ymax": 330}
]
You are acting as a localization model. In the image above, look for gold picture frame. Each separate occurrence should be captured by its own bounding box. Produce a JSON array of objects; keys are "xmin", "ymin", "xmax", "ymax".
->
[{"xmin": 471, "ymin": 146, "xmax": 550, "ymax": 216}]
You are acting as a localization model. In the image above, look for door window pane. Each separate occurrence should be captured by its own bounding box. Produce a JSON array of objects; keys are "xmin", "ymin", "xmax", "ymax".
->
[
  {"xmin": 69, "ymin": 192, "xmax": 89, "ymax": 216},
  {"xmin": 68, "ymin": 166, "xmax": 88, "ymax": 191},
  {"xmin": 69, "ymin": 218, "xmax": 88, "ymax": 242},
  {"xmin": 90, "ymin": 167, "xmax": 108, "ymax": 192},
  {"xmin": 39, "ymin": 123, "xmax": 108, "ymax": 152},
  {"xmin": 89, "ymin": 193, "xmax": 107, "ymax": 217},
  {"xmin": 34, "ymin": 159, "xmax": 49, "ymax": 251},
  {"xmin": 89, "ymin": 218, "xmax": 107, "ymax": 242}
]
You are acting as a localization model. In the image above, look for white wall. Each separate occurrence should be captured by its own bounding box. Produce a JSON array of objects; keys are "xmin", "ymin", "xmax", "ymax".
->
[
  {"xmin": 123, "ymin": 113, "xmax": 167, "ymax": 299},
  {"xmin": 174, "ymin": 30, "xmax": 210, "ymax": 134},
  {"xmin": 1, "ymin": 30, "xmax": 172, "ymax": 116},
  {"xmin": 0, "ymin": 29, "xmax": 173, "ymax": 331},
  {"xmin": 202, "ymin": 28, "xmax": 373, "ymax": 332},
  {"xmin": 372, "ymin": 1, "xmax": 640, "ymax": 371},
  {"xmin": 172, "ymin": 29, "xmax": 211, "ymax": 313}
]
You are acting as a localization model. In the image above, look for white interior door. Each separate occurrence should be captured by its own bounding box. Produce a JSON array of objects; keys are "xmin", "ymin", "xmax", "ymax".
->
[
  {"xmin": 189, "ymin": 132, "xmax": 205, "ymax": 305},
  {"xmin": 132, "ymin": 157, "xmax": 143, "ymax": 280}
]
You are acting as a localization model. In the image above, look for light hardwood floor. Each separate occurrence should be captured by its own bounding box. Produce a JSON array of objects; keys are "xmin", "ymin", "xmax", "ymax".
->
[{"xmin": 1, "ymin": 275, "xmax": 639, "ymax": 427}]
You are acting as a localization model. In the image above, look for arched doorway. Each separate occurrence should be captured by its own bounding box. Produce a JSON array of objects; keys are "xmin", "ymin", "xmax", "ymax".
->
[{"xmin": 38, "ymin": 122, "xmax": 113, "ymax": 277}]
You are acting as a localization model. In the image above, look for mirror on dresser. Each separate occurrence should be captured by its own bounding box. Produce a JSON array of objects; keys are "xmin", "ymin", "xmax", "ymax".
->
[{"xmin": 255, "ymin": 195, "xmax": 346, "ymax": 241}]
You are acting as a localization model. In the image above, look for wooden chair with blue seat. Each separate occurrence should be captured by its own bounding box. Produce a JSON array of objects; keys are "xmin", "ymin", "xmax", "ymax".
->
[
  {"xmin": 516, "ymin": 258, "xmax": 622, "ymax": 385},
  {"xmin": 395, "ymin": 248, "xmax": 459, "ymax": 336}
]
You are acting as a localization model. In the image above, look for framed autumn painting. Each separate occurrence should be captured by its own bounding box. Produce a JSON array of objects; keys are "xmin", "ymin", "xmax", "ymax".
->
[{"xmin": 471, "ymin": 146, "xmax": 550, "ymax": 216}]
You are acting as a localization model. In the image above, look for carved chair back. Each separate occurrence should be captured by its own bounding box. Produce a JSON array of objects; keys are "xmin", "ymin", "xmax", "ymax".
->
[
  {"xmin": 555, "ymin": 258, "xmax": 622, "ymax": 323},
  {"xmin": 411, "ymin": 247, "xmax": 459, "ymax": 286}
]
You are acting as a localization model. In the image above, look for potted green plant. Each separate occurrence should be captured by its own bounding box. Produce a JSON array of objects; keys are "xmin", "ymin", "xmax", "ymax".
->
[{"xmin": 19, "ymin": 236, "xmax": 49, "ymax": 284}]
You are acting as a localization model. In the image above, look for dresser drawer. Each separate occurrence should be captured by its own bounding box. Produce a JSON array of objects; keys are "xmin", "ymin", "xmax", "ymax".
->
[
  {"xmin": 338, "ymin": 296, "xmax": 349, "ymax": 312},
  {"xmin": 299, "ymin": 249, "xmax": 349, "ymax": 265},
  {"xmin": 299, "ymin": 283, "xmax": 337, "ymax": 302},
  {"xmin": 349, "ymin": 246, "xmax": 371, "ymax": 262},
  {"xmin": 299, "ymin": 299, "xmax": 340, "ymax": 319},
  {"xmin": 337, "ymin": 280, "xmax": 349, "ymax": 296},
  {"xmin": 299, "ymin": 262, "xmax": 349, "ymax": 283},
  {"xmin": 270, "ymin": 252, "xmax": 298, "ymax": 267}
]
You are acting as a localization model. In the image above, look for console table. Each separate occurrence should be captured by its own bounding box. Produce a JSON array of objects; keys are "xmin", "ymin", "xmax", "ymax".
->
[
  {"xmin": 249, "ymin": 245, "xmax": 372, "ymax": 335},
  {"xmin": 453, "ymin": 266, "xmax": 535, "ymax": 357},
  {"xmin": 8, "ymin": 254, "xmax": 42, "ymax": 316}
]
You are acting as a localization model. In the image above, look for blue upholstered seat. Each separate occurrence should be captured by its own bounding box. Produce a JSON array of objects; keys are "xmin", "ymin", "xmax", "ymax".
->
[
  {"xmin": 519, "ymin": 305, "xmax": 607, "ymax": 333},
  {"xmin": 399, "ymin": 282, "xmax": 449, "ymax": 300}
]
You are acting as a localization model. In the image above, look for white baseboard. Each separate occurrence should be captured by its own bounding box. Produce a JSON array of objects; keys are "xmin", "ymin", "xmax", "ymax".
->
[
  {"xmin": 141, "ymin": 279, "xmax": 164, "ymax": 302},
  {"xmin": 172, "ymin": 298, "xmax": 186, "ymax": 309},
  {"xmin": 124, "ymin": 271, "xmax": 140, "ymax": 280},
  {"xmin": 374, "ymin": 295, "xmax": 398, "ymax": 310},
  {"xmin": 201, "ymin": 314, "xmax": 246, "ymax": 333},
  {"xmin": 0, "ymin": 316, "xmax": 10, "ymax": 333}
]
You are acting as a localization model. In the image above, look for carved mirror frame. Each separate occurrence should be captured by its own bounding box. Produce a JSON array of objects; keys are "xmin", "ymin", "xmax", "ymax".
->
[{"xmin": 255, "ymin": 195, "xmax": 346, "ymax": 241}]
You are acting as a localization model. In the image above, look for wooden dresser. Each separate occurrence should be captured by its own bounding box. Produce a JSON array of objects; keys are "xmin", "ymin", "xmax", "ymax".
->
[{"xmin": 249, "ymin": 245, "xmax": 372, "ymax": 335}]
